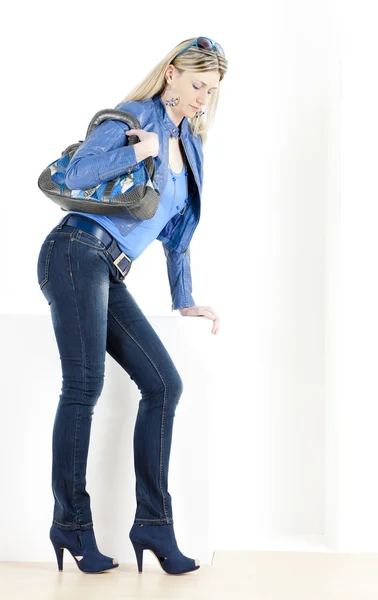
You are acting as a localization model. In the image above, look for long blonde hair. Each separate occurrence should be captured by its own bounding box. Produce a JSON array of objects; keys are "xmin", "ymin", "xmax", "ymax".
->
[{"xmin": 120, "ymin": 38, "xmax": 228, "ymax": 146}]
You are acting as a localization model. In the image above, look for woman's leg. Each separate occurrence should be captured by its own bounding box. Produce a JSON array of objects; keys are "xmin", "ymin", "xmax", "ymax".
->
[
  {"xmin": 37, "ymin": 222, "xmax": 118, "ymax": 532},
  {"xmin": 106, "ymin": 278, "xmax": 183, "ymax": 525}
]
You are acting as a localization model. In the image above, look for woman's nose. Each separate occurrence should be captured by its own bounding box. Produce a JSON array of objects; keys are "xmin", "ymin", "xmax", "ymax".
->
[{"xmin": 197, "ymin": 96, "xmax": 207, "ymax": 107}]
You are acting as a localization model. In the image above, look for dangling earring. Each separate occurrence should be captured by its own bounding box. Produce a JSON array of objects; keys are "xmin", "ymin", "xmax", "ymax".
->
[
  {"xmin": 193, "ymin": 109, "xmax": 206, "ymax": 118},
  {"xmin": 164, "ymin": 83, "xmax": 179, "ymax": 107}
]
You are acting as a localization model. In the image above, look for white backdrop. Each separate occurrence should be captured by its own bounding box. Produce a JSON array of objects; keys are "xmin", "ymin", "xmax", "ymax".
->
[{"xmin": 3, "ymin": 0, "xmax": 373, "ymax": 563}]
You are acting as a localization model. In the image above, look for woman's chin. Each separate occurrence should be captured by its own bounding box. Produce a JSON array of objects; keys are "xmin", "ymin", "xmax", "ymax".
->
[{"xmin": 184, "ymin": 106, "xmax": 197, "ymax": 118}]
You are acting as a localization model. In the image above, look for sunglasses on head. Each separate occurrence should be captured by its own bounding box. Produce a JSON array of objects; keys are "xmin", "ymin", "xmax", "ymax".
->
[{"xmin": 175, "ymin": 36, "xmax": 225, "ymax": 59}]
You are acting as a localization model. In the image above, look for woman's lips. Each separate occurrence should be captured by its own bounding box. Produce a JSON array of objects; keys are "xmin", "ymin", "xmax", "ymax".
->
[{"xmin": 190, "ymin": 105, "xmax": 200, "ymax": 111}]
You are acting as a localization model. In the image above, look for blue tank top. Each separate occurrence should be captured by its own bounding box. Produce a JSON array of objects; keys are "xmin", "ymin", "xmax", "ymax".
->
[{"xmin": 68, "ymin": 158, "xmax": 189, "ymax": 260}]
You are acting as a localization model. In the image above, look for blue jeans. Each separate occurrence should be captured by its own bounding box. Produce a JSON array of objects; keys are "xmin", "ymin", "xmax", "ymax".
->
[{"xmin": 37, "ymin": 216, "xmax": 183, "ymax": 531}]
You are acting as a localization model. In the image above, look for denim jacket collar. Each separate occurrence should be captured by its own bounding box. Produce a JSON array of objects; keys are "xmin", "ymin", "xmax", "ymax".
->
[{"xmin": 151, "ymin": 94, "xmax": 189, "ymax": 139}]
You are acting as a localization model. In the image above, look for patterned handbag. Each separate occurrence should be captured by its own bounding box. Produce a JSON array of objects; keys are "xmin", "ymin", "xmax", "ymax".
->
[{"xmin": 37, "ymin": 108, "xmax": 160, "ymax": 219}]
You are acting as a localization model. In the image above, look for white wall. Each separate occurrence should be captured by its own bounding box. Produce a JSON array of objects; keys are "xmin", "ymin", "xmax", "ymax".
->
[
  {"xmin": 1, "ymin": 0, "xmax": 358, "ymax": 562},
  {"xmin": 325, "ymin": 0, "xmax": 378, "ymax": 552}
]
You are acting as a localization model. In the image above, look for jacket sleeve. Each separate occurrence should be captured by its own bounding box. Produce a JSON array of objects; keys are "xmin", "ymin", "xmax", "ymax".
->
[
  {"xmin": 162, "ymin": 243, "xmax": 196, "ymax": 311},
  {"xmin": 64, "ymin": 108, "xmax": 142, "ymax": 190}
]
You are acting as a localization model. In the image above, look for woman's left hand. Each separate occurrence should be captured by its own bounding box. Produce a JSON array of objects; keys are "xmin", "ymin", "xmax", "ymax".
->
[{"xmin": 178, "ymin": 305, "xmax": 220, "ymax": 335}]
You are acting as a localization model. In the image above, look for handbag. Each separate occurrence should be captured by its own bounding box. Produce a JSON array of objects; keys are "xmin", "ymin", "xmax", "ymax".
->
[{"xmin": 37, "ymin": 108, "xmax": 160, "ymax": 219}]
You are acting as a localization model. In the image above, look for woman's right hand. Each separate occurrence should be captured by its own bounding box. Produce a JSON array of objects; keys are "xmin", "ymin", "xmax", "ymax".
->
[{"xmin": 126, "ymin": 129, "xmax": 159, "ymax": 158}]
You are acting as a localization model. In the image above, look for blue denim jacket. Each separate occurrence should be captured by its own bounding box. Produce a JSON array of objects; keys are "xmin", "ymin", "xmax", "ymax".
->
[{"xmin": 64, "ymin": 94, "xmax": 203, "ymax": 311}]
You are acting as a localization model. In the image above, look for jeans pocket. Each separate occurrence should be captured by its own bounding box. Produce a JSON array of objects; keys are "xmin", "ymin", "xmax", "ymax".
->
[
  {"xmin": 37, "ymin": 239, "xmax": 55, "ymax": 290},
  {"xmin": 73, "ymin": 230, "xmax": 108, "ymax": 250}
]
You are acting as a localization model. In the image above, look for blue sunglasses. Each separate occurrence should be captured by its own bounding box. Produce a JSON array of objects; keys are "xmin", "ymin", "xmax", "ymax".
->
[{"xmin": 176, "ymin": 36, "xmax": 225, "ymax": 58}]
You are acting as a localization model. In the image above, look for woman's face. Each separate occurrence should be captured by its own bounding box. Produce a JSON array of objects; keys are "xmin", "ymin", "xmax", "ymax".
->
[{"xmin": 164, "ymin": 67, "xmax": 220, "ymax": 119}]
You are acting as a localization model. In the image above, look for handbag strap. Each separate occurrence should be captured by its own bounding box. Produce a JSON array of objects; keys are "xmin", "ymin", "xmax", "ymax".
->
[{"xmin": 85, "ymin": 108, "xmax": 156, "ymax": 183}]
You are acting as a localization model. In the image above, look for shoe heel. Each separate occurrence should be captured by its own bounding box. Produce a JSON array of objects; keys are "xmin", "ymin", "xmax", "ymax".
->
[
  {"xmin": 51, "ymin": 539, "xmax": 64, "ymax": 571},
  {"xmin": 131, "ymin": 540, "xmax": 144, "ymax": 573}
]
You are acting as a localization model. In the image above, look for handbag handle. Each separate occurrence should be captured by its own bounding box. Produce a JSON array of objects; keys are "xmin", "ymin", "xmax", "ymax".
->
[{"xmin": 85, "ymin": 108, "xmax": 156, "ymax": 182}]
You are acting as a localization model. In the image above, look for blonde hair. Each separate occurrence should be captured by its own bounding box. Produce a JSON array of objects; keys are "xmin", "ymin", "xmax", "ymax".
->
[{"xmin": 120, "ymin": 37, "xmax": 228, "ymax": 146}]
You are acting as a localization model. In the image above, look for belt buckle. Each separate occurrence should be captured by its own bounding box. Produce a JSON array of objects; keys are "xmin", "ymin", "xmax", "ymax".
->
[{"xmin": 113, "ymin": 252, "xmax": 132, "ymax": 279}]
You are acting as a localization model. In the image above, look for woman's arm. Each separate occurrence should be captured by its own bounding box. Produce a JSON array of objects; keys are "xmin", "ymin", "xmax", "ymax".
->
[
  {"xmin": 162, "ymin": 243, "xmax": 195, "ymax": 312},
  {"xmin": 65, "ymin": 114, "xmax": 149, "ymax": 190}
]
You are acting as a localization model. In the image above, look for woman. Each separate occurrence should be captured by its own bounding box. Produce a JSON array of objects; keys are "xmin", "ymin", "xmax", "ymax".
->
[{"xmin": 37, "ymin": 36, "xmax": 228, "ymax": 575}]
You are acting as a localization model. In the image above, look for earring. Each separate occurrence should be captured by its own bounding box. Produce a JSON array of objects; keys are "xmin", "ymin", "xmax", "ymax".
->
[
  {"xmin": 165, "ymin": 83, "xmax": 179, "ymax": 107},
  {"xmin": 193, "ymin": 109, "xmax": 206, "ymax": 118}
]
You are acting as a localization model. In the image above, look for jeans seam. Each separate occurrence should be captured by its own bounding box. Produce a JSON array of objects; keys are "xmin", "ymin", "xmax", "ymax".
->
[
  {"xmin": 53, "ymin": 519, "xmax": 93, "ymax": 528},
  {"xmin": 47, "ymin": 231, "xmax": 72, "ymax": 236},
  {"xmin": 68, "ymin": 237, "xmax": 87, "ymax": 522},
  {"xmin": 134, "ymin": 518, "xmax": 173, "ymax": 524},
  {"xmin": 71, "ymin": 238, "xmax": 107, "ymax": 251},
  {"xmin": 39, "ymin": 239, "xmax": 55, "ymax": 290},
  {"xmin": 107, "ymin": 307, "xmax": 170, "ymax": 521}
]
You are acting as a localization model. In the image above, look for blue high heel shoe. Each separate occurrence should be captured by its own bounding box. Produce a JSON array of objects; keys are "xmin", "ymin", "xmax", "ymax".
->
[
  {"xmin": 50, "ymin": 523, "xmax": 119, "ymax": 573},
  {"xmin": 129, "ymin": 523, "xmax": 200, "ymax": 575}
]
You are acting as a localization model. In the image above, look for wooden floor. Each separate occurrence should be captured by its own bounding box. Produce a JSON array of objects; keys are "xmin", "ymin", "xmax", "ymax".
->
[{"xmin": 1, "ymin": 550, "xmax": 378, "ymax": 599}]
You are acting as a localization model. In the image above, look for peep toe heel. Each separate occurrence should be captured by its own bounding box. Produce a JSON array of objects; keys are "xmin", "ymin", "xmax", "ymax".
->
[
  {"xmin": 50, "ymin": 523, "xmax": 119, "ymax": 573},
  {"xmin": 129, "ymin": 523, "xmax": 200, "ymax": 575}
]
